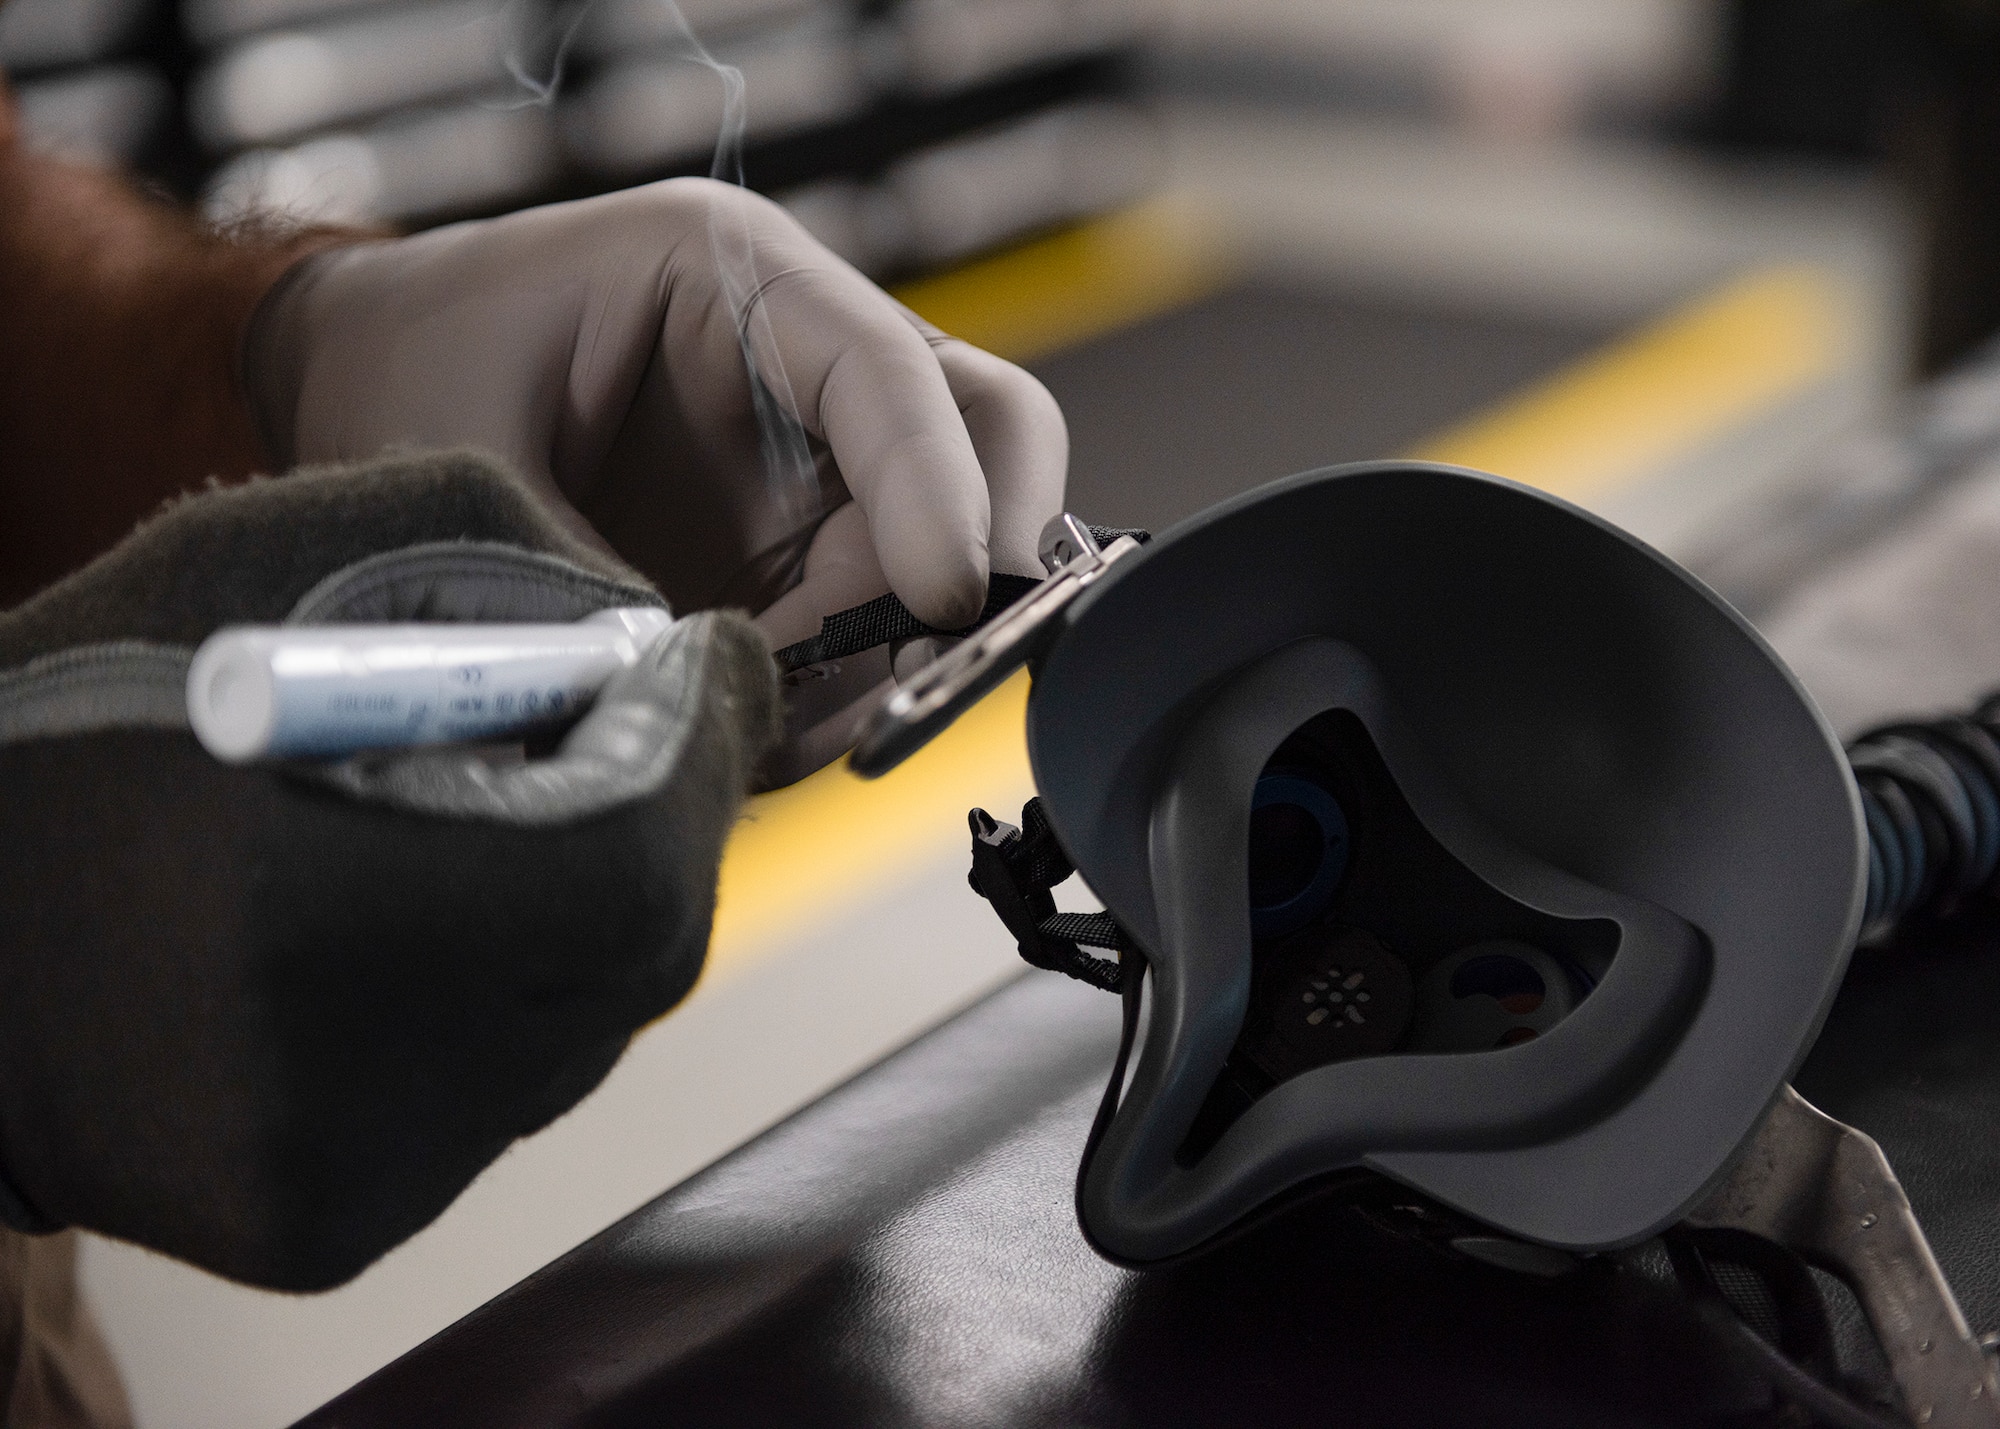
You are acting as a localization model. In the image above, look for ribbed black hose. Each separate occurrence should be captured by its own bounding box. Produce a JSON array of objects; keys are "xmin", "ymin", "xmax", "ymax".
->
[{"xmin": 1847, "ymin": 693, "xmax": 2000, "ymax": 934}]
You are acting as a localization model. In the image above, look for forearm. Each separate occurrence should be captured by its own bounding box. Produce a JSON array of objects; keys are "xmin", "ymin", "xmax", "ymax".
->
[{"xmin": 0, "ymin": 87, "xmax": 358, "ymax": 606}]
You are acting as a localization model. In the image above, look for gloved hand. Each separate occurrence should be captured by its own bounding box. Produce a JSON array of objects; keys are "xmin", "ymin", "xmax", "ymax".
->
[
  {"xmin": 246, "ymin": 177, "xmax": 1069, "ymax": 783},
  {"xmin": 0, "ymin": 452, "xmax": 780, "ymax": 1290}
]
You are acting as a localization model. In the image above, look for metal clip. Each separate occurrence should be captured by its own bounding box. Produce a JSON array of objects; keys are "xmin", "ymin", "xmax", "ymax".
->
[
  {"xmin": 1039, "ymin": 513, "xmax": 1103, "ymax": 572},
  {"xmin": 849, "ymin": 513, "xmax": 1142, "ymax": 778}
]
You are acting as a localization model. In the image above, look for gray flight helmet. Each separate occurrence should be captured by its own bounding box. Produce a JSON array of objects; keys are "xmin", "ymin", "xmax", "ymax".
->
[{"xmin": 1025, "ymin": 460, "xmax": 1866, "ymax": 1263}]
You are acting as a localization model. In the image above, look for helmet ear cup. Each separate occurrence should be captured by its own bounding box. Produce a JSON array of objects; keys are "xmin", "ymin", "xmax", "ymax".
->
[
  {"xmin": 1200, "ymin": 703, "xmax": 1621, "ymax": 1150},
  {"xmin": 1074, "ymin": 635, "xmax": 1710, "ymax": 1263}
]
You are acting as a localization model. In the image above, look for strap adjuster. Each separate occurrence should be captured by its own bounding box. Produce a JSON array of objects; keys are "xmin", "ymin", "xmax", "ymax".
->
[{"xmin": 968, "ymin": 799, "xmax": 1130, "ymax": 993}]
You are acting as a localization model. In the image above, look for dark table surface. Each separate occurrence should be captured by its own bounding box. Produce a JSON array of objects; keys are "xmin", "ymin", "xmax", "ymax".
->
[{"xmin": 291, "ymin": 913, "xmax": 2000, "ymax": 1429}]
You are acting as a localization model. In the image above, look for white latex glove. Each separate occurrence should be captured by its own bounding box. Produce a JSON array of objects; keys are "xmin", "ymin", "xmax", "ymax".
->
[{"xmin": 245, "ymin": 177, "xmax": 1068, "ymax": 782}]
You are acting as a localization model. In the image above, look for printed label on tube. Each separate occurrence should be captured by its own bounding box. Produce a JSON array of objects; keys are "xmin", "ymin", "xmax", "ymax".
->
[{"xmin": 188, "ymin": 608, "xmax": 674, "ymax": 763}]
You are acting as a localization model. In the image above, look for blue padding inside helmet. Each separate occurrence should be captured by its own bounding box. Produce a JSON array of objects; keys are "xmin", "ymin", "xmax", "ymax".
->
[{"xmin": 1248, "ymin": 773, "xmax": 1349, "ymax": 939}]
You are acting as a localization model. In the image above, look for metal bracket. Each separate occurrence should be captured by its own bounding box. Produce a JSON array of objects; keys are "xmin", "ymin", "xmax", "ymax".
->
[{"xmin": 1688, "ymin": 1084, "xmax": 2000, "ymax": 1427}]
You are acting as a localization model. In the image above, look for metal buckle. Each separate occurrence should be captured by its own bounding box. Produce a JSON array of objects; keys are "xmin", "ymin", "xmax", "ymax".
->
[{"xmin": 848, "ymin": 513, "xmax": 1142, "ymax": 778}]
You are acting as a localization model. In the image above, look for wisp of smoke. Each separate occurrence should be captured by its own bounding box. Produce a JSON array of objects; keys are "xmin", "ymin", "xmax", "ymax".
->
[
  {"xmin": 495, "ymin": 1, "xmax": 590, "ymax": 109},
  {"xmin": 502, "ymin": 0, "xmax": 824, "ymax": 533}
]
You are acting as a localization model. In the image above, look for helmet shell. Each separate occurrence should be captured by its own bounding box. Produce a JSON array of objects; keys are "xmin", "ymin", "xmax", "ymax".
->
[{"xmin": 1028, "ymin": 462, "xmax": 1865, "ymax": 1258}]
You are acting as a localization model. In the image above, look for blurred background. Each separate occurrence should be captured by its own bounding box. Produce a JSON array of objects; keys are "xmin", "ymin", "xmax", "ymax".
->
[
  {"xmin": 14, "ymin": 0, "xmax": 1998, "ymax": 614},
  {"xmin": 12, "ymin": 1, "xmax": 2000, "ymax": 1425}
]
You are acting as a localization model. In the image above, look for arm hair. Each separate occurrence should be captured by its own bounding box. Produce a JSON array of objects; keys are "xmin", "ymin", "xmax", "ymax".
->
[{"xmin": 0, "ymin": 81, "xmax": 362, "ymax": 606}]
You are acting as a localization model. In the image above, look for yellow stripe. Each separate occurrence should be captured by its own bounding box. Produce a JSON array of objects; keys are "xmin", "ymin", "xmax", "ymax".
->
[
  {"xmin": 1412, "ymin": 265, "xmax": 1849, "ymax": 499},
  {"xmin": 891, "ymin": 193, "xmax": 1233, "ymax": 364},
  {"xmin": 697, "ymin": 242, "xmax": 1853, "ymax": 986},
  {"xmin": 705, "ymin": 671, "xmax": 1034, "ymax": 973}
]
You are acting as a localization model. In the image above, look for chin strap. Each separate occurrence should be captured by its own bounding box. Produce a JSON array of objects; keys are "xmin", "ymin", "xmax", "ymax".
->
[
  {"xmin": 773, "ymin": 526, "xmax": 1149, "ymax": 674},
  {"xmin": 967, "ymin": 797, "xmax": 1133, "ymax": 993}
]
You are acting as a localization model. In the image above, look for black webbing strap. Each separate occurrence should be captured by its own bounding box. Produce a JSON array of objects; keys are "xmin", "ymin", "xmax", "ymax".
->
[
  {"xmin": 772, "ymin": 525, "xmax": 1148, "ymax": 673},
  {"xmin": 1004, "ymin": 796, "xmax": 1076, "ymax": 887},
  {"xmin": 967, "ymin": 796, "xmax": 1132, "ymax": 993},
  {"xmin": 1041, "ymin": 911, "xmax": 1130, "ymax": 952},
  {"xmin": 774, "ymin": 573, "xmax": 1039, "ymax": 672}
]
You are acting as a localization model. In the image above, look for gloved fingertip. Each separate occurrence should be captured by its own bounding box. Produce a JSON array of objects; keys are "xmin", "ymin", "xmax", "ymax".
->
[{"xmin": 904, "ymin": 558, "xmax": 988, "ymax": 632}]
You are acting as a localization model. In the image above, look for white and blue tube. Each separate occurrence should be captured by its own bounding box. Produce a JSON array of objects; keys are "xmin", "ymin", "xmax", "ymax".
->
[{"xmin": 186, "ymin": 607, "xmax": 675, "ymax": 764}]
